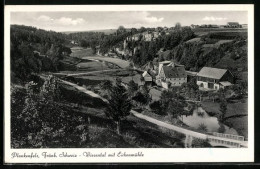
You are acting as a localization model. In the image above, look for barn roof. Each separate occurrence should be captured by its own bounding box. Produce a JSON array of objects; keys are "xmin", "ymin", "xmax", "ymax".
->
[
  {"xmin": 197, "ymin": 67, "xmax": 227, "ymax": 79},
  {"xmin": 162, "ymin": 66, "xmax": 186, "ymax": 78}
]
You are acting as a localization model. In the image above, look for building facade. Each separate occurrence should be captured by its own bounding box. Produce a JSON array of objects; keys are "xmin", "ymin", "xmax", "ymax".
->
[
  {"xmin": 156, "ymin": 61, "xmax": 187, "ymax": 89},
  {"xmin": 196, "ymin": 67, "xmax": 234, "ymax": 90}
]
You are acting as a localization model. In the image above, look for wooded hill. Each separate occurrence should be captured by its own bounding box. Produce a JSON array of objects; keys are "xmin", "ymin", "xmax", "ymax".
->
[{"xmin": 11, "ymin": 25, "xmax": 74, "ymax": 84}]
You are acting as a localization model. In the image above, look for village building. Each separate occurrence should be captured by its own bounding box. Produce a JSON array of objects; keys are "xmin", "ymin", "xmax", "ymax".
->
[
  {"xmin": 156, "ymin": 61, "xmax": 187, "ymax": 89},
  {"xmin": 142, "ymin": 71, "xmax": 152, "ymax": 82},
  {"xmin": 196, "ymin": 67, "xmax": 234, "ymax": 90}
]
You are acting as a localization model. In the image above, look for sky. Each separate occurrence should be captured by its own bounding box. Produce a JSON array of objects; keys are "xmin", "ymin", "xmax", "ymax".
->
[{"xmin": 10, "ymin": 11, "xmax": 248, "ymax": 32}]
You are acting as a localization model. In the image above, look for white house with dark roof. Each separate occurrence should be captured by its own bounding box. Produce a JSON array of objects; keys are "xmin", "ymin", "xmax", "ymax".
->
[
  {"xmin": 156, "ymin": 61, "xmax": 187, "ymax": 89},
  {"xmin": 196, "ymin": 67, "xmax": 234, "ymax": 90}
]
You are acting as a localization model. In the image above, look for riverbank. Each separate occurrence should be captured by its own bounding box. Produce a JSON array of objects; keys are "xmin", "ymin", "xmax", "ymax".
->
[{"xmin": 200, "ymin": 100, "xmax": 248, "ymax": 139}]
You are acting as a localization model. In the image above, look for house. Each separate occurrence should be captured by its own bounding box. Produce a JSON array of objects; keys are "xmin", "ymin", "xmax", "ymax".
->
[
  {"xmin": 196, "ymin": 67, "xmax": 234, "ymax": 90},
  {"xmin": 142, "ymin": 71, "xmax": 153, "ymax": 82},
  {"xmin": 156, "ymin": 61, "xmax": 187, "ymax": 89}
]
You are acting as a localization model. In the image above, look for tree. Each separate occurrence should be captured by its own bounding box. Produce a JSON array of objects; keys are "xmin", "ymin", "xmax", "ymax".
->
[
  {"xmin": 149, "ymin": 101, "xmax": 164, "ymax": 115},
  {"xmin": 160, "ymin": 89, "xmax": 187, "ymax": 118},
  {"xmin": 218, "ymin": 123, "xmax": 226, "ymax": 133},
  {"xmin": 198, "ymin": 123, "xmax": 208, "ymax": 132},
  {"xmin": 131, "ymin": 28, "xmax": 138, "ymax": 35},
  {"xmin": 174, "ymin": 22, "xmax": 182, "ymax": 31},
  {"xmin": 128, "ymin": 80, "xmax": 138, "ymax": 96},
  {"xmin": 140, "ymin": 76, "xmax": 145, "ymax": 85},
  {"xmin": 219, "ymin": 98, "xmax": 227, "ymax": 122},
  {"xmin": 117, "ymin": 26, "xmax": 126, "ymax": 35},
  {"xmin": 139, "ymin": 27, "xmax": 146, "ymax": 33},
  {"xmin": 99, "ymin": 80, "xmax": 113, "ymax": 92},
  {"xmin": 105, "ymin": 80, "xmax": 132, "ymax": 134}
]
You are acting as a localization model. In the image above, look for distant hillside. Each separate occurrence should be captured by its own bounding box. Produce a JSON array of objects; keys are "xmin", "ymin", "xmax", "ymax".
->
[{"xmin": 63, "ymin": 28, "xmax": 131, "ymax": 35}]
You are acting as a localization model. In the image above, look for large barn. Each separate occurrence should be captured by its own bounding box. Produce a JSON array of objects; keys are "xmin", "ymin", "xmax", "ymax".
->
[{"xmin": 196, "ymin": 67, "xmax": 234, "ymax": 90}]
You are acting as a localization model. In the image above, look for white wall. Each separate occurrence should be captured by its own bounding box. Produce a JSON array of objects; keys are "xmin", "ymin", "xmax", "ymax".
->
[
  {"xmin": 197, "ymin": 81, "xmax": 208, "ymax": 89},
  {"xmin": 168, "ymin": 78, "xmax": 187, "ymax": 86},
  {"xmin": 197, "ymin": 81, "xmax": 220, "ymax": 90}
]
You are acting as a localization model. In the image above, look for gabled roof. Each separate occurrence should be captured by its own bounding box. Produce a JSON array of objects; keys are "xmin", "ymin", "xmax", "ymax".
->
[
  {"xmin": 197, "ymin": 67, "xmax": 228, "ymax": 79},
  {"xmin": 142, "ymin": 71, "xmax": 151, "ymax": 77},
  {"xmin": 162, "ymin": 66, "xmax": 186, "ymax": 78}
]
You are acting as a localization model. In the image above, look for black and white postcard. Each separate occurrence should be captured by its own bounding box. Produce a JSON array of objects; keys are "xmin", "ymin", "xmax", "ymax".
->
[{"xmin": 4, "ymin": 4, "xmax": 254, "ymax": 163}]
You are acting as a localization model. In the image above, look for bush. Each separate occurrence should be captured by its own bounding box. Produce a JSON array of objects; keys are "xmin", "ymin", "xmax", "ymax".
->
[
  {"xmin": 192, "ymin": 138, "xmax": 212, "ymax": 148},
  {"xmin": 149, "ymin": 101, "xmax": 165, "ymax": 115}
]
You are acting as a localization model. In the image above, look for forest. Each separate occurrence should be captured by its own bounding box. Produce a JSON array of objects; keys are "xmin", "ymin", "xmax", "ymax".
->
[{"xmin": 11, "ymin": 25, "xmax": 72, "ymax": 84}]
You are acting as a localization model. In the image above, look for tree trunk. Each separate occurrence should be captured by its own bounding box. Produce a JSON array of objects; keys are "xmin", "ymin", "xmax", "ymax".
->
[{"xmin": 116, "ymin": 120, "xmax": 121, "ymax": 135}]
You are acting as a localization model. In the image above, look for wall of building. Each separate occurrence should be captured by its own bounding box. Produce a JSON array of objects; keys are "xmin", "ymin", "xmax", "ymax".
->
[
  {"xmin": 167, "ymin": 77, "xmax": 187, "ymax": 86},
  {"xmin": 197, "ymin": 80, "xmax": 220, "ymax": 90},
  {"xmin": 197, "ymin": 81, "xmax": 209, "ymax": 89},
  {"xmin": 220, "ymin": 71, "xmax": 234, "ymax": 84}
]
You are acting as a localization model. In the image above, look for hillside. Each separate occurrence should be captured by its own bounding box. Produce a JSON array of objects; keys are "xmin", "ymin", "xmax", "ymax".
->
[
  {"xmin": 10, "ymin": 25, "xmax": 80, "ymax": 84},
  {"xmin": 169, "ymin": 30, "xmax": 248, "ymax": 82},
  {"xmin": 63, "ymin": 29, "xmax": 118, "ymax": 35}
]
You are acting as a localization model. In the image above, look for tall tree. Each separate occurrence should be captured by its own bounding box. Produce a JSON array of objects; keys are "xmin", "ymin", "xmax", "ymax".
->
[
  {"xmin": 105, "ymin": 80, "xmax": 132, "ymax": 134},
  {"xmin": 128, "ymin": 80, "xmax": 138, "ymax": 96}
]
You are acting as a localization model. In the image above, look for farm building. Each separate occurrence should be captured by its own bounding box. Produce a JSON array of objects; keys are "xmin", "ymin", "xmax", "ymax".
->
[
  {"xmin": 196, "ymin": 67, "xmax": 234, "ymax": 90},
  {"xmin": 142, "ymin": 71, "xmax": 153, "ymax": 82},
  {"xmin": 156, "ymin": 61, "xmax": 187, "ymax": 89}
]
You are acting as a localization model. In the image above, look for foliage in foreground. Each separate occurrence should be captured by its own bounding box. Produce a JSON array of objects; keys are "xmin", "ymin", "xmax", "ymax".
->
[
  {"xmin": 11, "ymin": 76, "xmax": 89, "ymax": 148},
  {"xmin": 105, "ymin": 79, "xmax": 132, "ymax": 135}
]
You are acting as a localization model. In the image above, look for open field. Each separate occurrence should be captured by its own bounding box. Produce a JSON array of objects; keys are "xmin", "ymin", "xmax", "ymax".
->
[
  {"xmin": 70, "ymin": 47, "xmax": 95, "ymax": 58},
  {"xmin": 83, "ymin": 56, "xmax": 130, "ymax": 68},
  {"xmin": 76, "ymin": 60, "xmax": 111, "ymax": 71},
  {"xmin": 74, "ymin": 69, "xmax": 142, "ymax": 85},
  {"xmin": 202, "ymin": 40, "xmax": 233, "ymax": 48},
  {"xmin": 193, "ymin": 28, "xmax": 247, "ymax": 37}
]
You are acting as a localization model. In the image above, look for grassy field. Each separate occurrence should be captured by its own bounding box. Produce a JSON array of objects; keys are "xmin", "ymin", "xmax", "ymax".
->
[
  {"xmin": 201, "ymin": 100, "xmax": 248, "ymax": 138},
  {"xmin": 202, "ymin": 40, "xmax": 233, "ymax": 48},
  {"xmin": 70, "ymin": 47, "xmax": 95, "ymax": 58},
  {"xmin": 83, "ymin": 56, "xmax": 130, "ymax": 68},
  {"xmin": 75, "ymin": 69, "xmax": 142, "ymax": 85},
  {"xmin": 76, "ymin": 60, "xmax": 111, "ymax": 71},
  {"xmin": 193, "ymin": 28, "xmax": 247, "ymax": 37}
]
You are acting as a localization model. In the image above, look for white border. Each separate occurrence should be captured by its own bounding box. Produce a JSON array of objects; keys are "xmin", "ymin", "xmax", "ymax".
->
[{"xmin": 4, "ymin": 5, "xmax": 254, "ymax": 163}]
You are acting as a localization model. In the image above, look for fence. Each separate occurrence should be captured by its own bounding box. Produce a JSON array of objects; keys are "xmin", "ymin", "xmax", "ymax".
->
[
  {"xmin": 212, "ymin": 132, "xmax": 244, "ymax": 141},
  {"xmin": 207, "ymin": 137, "xmax": 241, "ymax": 148}
]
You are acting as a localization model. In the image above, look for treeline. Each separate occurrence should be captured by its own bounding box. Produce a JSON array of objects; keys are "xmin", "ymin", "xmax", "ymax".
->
[
  {"xmin": 131, "ymin": 27, "xmax": 195, "ymax": 66},
  {"xmin": 11, "ymin": 25, "xmax": 72, "ymax": 83},
  {"xmin": 68, "ymin": 26, "xmax": 146, "ymax": 54},
  {"xmin": 171, "ymin": 36, "xmax": 247, "ymax": 72}
]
